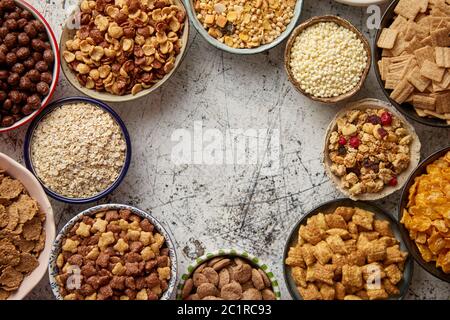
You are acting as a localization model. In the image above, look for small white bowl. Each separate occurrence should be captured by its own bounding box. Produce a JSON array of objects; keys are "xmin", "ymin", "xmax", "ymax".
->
[{"xmin": 0, "ymin": 152, "xmax": 55, "ymax": 300}]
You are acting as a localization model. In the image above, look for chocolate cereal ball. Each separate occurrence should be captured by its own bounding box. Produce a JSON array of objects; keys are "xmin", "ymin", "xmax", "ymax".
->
[
  {"xmin": 11, "ymin": 62, "xmax": 25, "ymax": 74},
  {"xmin": 26, "ymin": 94, "xmax": 41, "ymax": 109},
  {"xmin": 0, "ymin": 51, "xmax": 6, "ymax": 64},
  {"xmin": 43, "ymin": 49, "xmax": 53, "ymax": 64},
  {"xmin": 16, "ymin": 47, "xmax": 30, "ymax": 60},
  {"xmin": 35, "ymin": 60, "xmax": 48, "ymax": 72},
  {"xmin": 7, "ymin": 72, "xmax": 19, "ymax": 85},
  {"xmin": 24, "ymin": 22, "xmax": 37, "ymax": 38},
  {"xmin": 19, "ymin": 76, "xmax": 32, "ymax": 90},
  {"xmin": 8, "ymin": 90, "xmax": 22, "ymax": 104},
  {"xmin": 18, "ymin": 33, "xmax": 30, "ymax": 46},
  {"xmin": 36, "ymin": 82, "xmax": 49, "ymax": 96},
  {"xmin": 27, "ymin": 69, "xmax": 40, "ymax": 82},
  {"xmin": 31, "ymin": 38, "xmax": 45, "ymax": 51},
  {"xmin": 40, "ymin": 72, "xmax": 52, "ymax": 84},
  {"xmin": 5, "ymin": 52, "xmax": 17, "ymax": 65},
  {"xmin": 23, "ymin": 57, "xmax": 34, "ymax": 69},
  {"xmin": 4, "ymin": 33, "xmax": 16, "ymax": 49}
]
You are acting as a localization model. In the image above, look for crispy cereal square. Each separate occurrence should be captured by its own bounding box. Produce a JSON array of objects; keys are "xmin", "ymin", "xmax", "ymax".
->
[
  {"xmin": 326, "ymin": 228, "xmax": 351, "ymax": 240},
  {"xmin": 306, "ymin": 263, "xmax": 335, "ymax": 285},
  {"xmin": 342, "ymin": 265, "xmax": 363, "ymax": 289},
  {"xmin": 385, "ymin": 245, "xmax": 407, "ymax": 265},
  {"xmin": 299, "ymin": 224, "xmax": 324, "ymax": 245},
  {"xmin": 383, "ymin": 278, "xmax": 400, "ymax": 295},
  {"xmin": 301, "ymin": 243, "xmax": 317, "ymax": 266},
  {"xmin": 312, "ymin": 241, "xmax": 333, "ymax": 265},
  {"xmin": 298, "ymin": 283, "xmax": 322, "ymax": 300},
  {"xmin": 374, "ymin": 220, "xmax": 394, "ymax": 237},
  {"xmin": 367, "ymin": 288, "xmax": 389, "ymax": 300},
  {"xmin": 326, "ymin": 235, "xmax": 347, "ymax": 255},
  {"xmin": 325, "ymin": 214, "xmax": 347, "ymax": 230},
  {"xmin": 367, "ymin": 240, "xmax": 388, "ymax": 263},
  {"xmin": 334, "ymin": 207, "xmax": 355, "ymax": 222},
  {"xmin": 334, "ymin": 282, "xmax": 346, "ymax": 300},
  {"xmin": 384, "ymin": 264, "xmax": 403, "ymax": 285},
  {"xmin": 286, "ymin": 246, "xmax": 306, "ymax": 268},
  {"xmin": 352, "ymin": 208, "xmax": 374, "ymax": 231},
  {"xmin": 394, "ymin": 0, "xmax": 422, "ymax": 20},
  {"xmin": 291, "ymin": 266, "xmax": 307, "ymax": 288},
  {"xmin": 319, "ymin": 284, "xmax": 335, "ymax": 300}
]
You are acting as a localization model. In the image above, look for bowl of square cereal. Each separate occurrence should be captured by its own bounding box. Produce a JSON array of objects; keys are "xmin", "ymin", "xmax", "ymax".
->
[
  {"xmin": 60, "ymin": 0, "xmax": 189, "ymax": 102},
  {"xmin": 0, "ymin": 152, "xmax": 55, "ymax": 300},
  {"xmin": 177, "ymin": 249, "xmax": 280, "ymax": 300},
  {"xmin": 284, "ymin": 199, "xmax": 413, "ymax": 300},
  {"xmin": 23, "ymin": 97, "xmax": 131, "ymax": 204},
  {"xmin": 374, "ymin": 0, "xmax": 450, "ymax": 127},
  {"xmin": 48, "ymin": 204, "xmax": 178, "ymax": 300},
  {"xmin": 187, "ymin": 0, "xmax": 303, "ymax": 54},
  {"xmin": 398, "ymin": 146, "xmax": 450, "ymax": 282},
  {"xmin": 323, "ymin": 98, "xmax": 421, "ymax": 201}
]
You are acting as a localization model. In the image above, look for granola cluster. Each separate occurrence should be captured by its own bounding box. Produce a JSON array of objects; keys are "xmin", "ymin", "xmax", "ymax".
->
[
  {"xmin": 285, "ymin": 207, "xmax": 408, "ymax": 300},
  {"xmin": 55, "ymin": 208, "xmax": 172, "ymax": 300},
  {"xmin": 0, "ymin": 170, "xmax": 45, "ymax": 300},
  {"xmin": 328, "ymin": 108, "xmax": 412, "ymax": 196}
]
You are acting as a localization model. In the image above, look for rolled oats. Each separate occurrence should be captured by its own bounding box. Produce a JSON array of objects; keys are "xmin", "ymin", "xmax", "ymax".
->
[
  {"xmin": 63, "ymin": 0, "xmax": 186, "ymax": 95},
  {"xmin": 30, "ymin": 102, "xmax": 127, "ymax": 199},
  {"xmin": 327, "ymin": 108, "xmax": 413, "ymax": 197}
]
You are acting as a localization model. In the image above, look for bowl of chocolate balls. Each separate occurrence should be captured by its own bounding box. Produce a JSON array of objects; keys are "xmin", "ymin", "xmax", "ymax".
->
[{"xmin": 0, "ymin": 0, "xmax": 60, "ymax": 132}]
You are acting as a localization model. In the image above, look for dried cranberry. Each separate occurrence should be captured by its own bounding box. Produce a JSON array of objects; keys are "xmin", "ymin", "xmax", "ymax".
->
[
  {"xmin": 349, "ymin": 136, "xmax": 360, "ymax": 149},
  {"xmin": 362, "ymin": 158, "xmax": 371, "ymax": 168},
  {"xmin": 388, "ymin": 176, "xmax": 398, "ymax": 187},
  {"xmin": 377, "ymin": 127, "xmax": 388, "ymax": 139},
  {"xmin": 338, "ymin": 136, "xmax": 347, "ymax": 146},
  {"xmin": 380, "ymin": 111, "xmax": 392, "ymax": 126},
  {"xmin": 367, "ymin": 115, "xmax": 381, "ymax": 125}
]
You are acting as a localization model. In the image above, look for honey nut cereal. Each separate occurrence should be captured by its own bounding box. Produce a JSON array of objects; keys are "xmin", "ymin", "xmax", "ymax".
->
[
  {"xmin": 55, "ymin": 208, "xmax": 171, "ymax": 300},
  {"xmin": 63, "ymin": 0, "xmax": 186, "ymax": 96},
  {"xmin": 182, "ymin": 256, "xmax": 276, "ymax": 300},
  {"xmin": 0, "ymin": 169, "xmax": 45, "ymax": 300},
  {"xmin": 376, "ymin": 0, "xmax": 450, "ymax": 123},
  {"xmin": 401, "ymin": 151, "xmax": 450, "ymax": 273},
  {"xmin": 194, "ymin": 0, "xmax": 296, "ymax": 49},
  {"xmin": 328, "ymin": 108, "xmax": 413, "ymax": 197},
  {"xmin": 30, "ymin": 102, "xmax": 126, "ymax": 199},
  {"xmin": 285, "ymin": 207, "xmax": 408, "ymax": 300}
]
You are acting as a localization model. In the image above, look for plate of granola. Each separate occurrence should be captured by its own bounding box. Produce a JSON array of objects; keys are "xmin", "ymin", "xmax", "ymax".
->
[
  {"xmin": 323, "ymin": 98, "xmax": 421, "ymax": 201},
  {"xmin": 283, "ymin": 199, "xmax": 413, "ymax": 300}
]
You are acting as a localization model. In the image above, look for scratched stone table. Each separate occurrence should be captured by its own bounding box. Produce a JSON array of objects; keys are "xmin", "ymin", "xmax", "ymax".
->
[{"xmin": 2, "ymin": 0, "xmax": 448, "ymax": 299}]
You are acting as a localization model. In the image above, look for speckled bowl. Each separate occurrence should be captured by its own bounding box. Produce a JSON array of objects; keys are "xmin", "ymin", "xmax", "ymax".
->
[
  {"xmin": 0, "ymin": 152, "xmax": 55, "ymax": 300},
  {"xmin": 0, "ymin": 0, "xmax": 60, "ymax": 133},
  {"xmin": 23, "ymin": 97, "xmax": 132, "ymax": 204},
  {"xmin": 48, "ymin": 204, "xmax": 178, "ymax": 300},
  {"xmin": 176, "ymin": 249, "xmax": 281, "ymax": 300},
  {"xmin": 283, "ymin": 198, "xmax": 414, "ymax": 300},
  {"xmin": 185, "ymin": 0, "xmax": 304, "ymax": 55}
]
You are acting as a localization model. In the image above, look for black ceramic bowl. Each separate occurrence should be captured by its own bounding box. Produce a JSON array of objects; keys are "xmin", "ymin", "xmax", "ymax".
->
[
  {"xmin": 283, "ymin": 198, "xmax": 414, "ymax": 300},
  {"xmin": 398, "ymin": 146, "xmax": 450, "ymax": 283},
  {"xmin": 373, "ymin": 0, "xmax": 450, "ymax": 128}
]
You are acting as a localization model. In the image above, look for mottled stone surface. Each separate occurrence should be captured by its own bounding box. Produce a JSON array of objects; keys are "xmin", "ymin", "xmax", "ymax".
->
[{"xmin": 1, "ymin": 0, "xmax": 448, "ymax": 299}]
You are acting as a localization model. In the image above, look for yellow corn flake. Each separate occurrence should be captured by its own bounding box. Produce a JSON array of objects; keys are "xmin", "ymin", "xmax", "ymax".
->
[{"xmin": 402, "ymin": 151, "xmax": 450, "ymax": 273}]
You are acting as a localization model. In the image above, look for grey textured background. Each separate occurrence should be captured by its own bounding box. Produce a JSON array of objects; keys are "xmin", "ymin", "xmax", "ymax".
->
[{"xmin": 1, "ymin": 0, "xmax": 448, "ymax": 299}]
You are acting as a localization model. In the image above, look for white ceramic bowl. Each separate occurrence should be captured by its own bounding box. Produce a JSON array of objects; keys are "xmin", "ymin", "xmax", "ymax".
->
[
  {"xmin": 0, "ymin": 0, "xmax": 60, "ymax": 133},
  {"xmin": 0, "ymin": 152, "xmax": 55, "ymax": 300},
  {"xmin": 49, "ymin": 204, "xmax": 178, "ymax": 300}
]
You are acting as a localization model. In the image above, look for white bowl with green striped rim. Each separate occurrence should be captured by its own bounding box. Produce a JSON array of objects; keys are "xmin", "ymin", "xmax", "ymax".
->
[{"xmin": 177, "ymin": 249, "xmax": 281, "ymax": 300}]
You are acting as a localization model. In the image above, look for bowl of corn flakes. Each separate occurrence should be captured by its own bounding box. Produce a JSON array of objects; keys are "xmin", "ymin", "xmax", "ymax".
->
[
  {"xmin": 0, "ymin": 152, "xmax": 55, "ymax": 300},
  {"xmin": 284, "ymin": 198, "xmax": 413, "ymax": 300},
  {"xmin": 399, "ymin": 146, "xmax": 450, "ymax": 282}
]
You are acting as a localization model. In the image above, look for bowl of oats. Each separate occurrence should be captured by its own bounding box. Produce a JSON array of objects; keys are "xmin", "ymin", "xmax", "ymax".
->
[
  {"xmin": 374, "ymin": 0, "xmax": 450, "ymax": 127},
  {"xmin": 60, "ymin": 0, "xmax": 189, "ymax": 102},
  {"xmin": 283, "ymin": 198, "xmax": 414, "ymax": 300},
  {"xmin": 48, "ymin": 204, "xmax": 178, "ymax": 300},
  {"xmin": 0, "ymin": 151, "xmax": 55, "ymax": 300},
  {"xmin": 187, "ymin": 0, "xmax": 303, "ymax": 54},
  {"xmin": 23, "ymin": 97, "xmax": 131, "ymax": 204},
  {"xmin": 323, "ymin": 98, "xmax": 421, "ymax": 201}
]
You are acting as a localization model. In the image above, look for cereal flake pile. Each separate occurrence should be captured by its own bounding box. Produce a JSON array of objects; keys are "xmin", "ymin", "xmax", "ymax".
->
[
  {"xmin": 401, "ymin": 151, "xmax": 450, "ymax": 273},
  {"xmin": 286, "ymin": 207, "xmax": 408, "ymax": 300},
  {"xmin": 194, "ymin": 0, "xmax": 296, "ymax": 49},
  {"xmin": 63, "ymin": 0, "xmax": 186, "ymax": 95},
  {"xmin": 55, "ymin": 209, "xmax": 171, "ymax": 300},
  {"xmin": 328, "ymin": 108, "xmax": 412, "ymax": 196},
  {"xmin": 0, "ymin": 170, "xmax": 45, "ymax": 300},
  {"xmin": 30, "ymin": 103, "xmax": 126, "ymax": 199}
]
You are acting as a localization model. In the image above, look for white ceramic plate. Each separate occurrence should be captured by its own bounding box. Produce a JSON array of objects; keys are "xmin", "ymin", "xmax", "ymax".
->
[
  {"xmin": 335, "ymin": 0, "xmax": 388, "ymax": 6},
  {"xmin": 0, "ymin": 152, "xmax": 55, "ymax": 300}
]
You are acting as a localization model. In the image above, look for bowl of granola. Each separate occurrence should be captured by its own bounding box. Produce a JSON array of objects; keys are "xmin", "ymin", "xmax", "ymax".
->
[
  {"xmin": 60, "ymin": 0, "xmax": 189, "ymax": 102},
  {"xmin": 48, "ymin": 204, "xmax": 178, "ymax": 300},
  {"xmin": 283, "ymin": 199, "xmax": 413, "ymax": 300},
  {"xmin": 0, "ymin": 152, "xmax": 55, "ymax": 300},
  {"xmin": 323, "ymin": 98, "xmax": 421, "ymax": 201},
  {"xmin": 177, "ymin": 249, "xmax": 280, "ymax": 300},
  {"xmin": 187, "ymin": 0, "xmax": 303, "ymax": 54}
]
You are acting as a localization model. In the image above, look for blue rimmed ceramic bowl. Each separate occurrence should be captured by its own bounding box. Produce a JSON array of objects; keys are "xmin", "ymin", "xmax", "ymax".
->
[
  {"xmin": 23, "ymin": 97, "xmax": 131, "ymax": 204},
  {"xmin": 176, "ymin": 249, "xmax": 281, "ymax": 300},
  {"xmin": 283, "ymin": 198, "xmax": 414, "ymax": 300},
  {"xmin": 48, "ymin": 204, "xmax": 178, "ymax": 300},
  {"xmin": 185, "ymin": 0, "xmax": 304, "ymax": 55}
]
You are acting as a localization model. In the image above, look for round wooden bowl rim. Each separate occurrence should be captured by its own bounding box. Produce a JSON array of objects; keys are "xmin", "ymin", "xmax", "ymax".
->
[{"xmin": 284, "ymin": 15, "xmax": 372, "ymax": 104}]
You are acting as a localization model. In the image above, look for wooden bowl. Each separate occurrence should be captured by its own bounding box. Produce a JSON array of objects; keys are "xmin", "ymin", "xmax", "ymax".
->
[
  {"xmin": 284, "ymin": 15, "xmax": 371, "ymax": 104},
  {"xmin": 323, "ymin": 98, "xmax": 421, "ymax": 201},
  {"xmin": 59, "ymin": 0, "xmax": 189, "ymax": 103}
]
